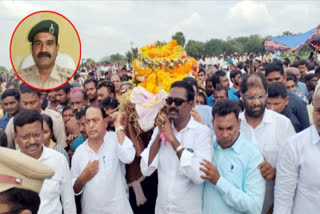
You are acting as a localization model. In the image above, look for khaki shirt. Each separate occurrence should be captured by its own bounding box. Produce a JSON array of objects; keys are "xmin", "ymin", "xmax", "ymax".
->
[
  {"xmin": 5, "ymin": 108, "xmax": 67, "ymax": 149},
  {"xmin": 18, "ymin": 64, "xmax": 73, "ymax": 89}
]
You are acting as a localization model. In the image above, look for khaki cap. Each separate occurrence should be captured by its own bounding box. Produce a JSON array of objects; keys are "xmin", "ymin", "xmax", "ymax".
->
[{"xmin": 0, "ymin": 147, "xmax": 54, "ymax": 193}]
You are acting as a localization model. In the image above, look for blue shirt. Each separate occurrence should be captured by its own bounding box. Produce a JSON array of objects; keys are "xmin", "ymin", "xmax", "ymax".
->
[
  {"xmin": 207, "ymin": 94, "xmax": 214, "ymax": 106},
  {"xmin": 206, "ymin": 88, "xmax": 238, "ymax": 107},
  {"xmin": 229, "ymin": 87, "xmax": 239, "ymax": 100},
  {"xmin": 71, "ymin": 135, "xmax": 85, "ymax": 152},
  {"xmin": 0, "ymin": 114, "xmax": 10, "ymax": 130},
  {"xmin": 296, "ymin": 82, "xmax": 308, "ymax": 98},
  {"xmin": 203, "ymin": 135, "xmax": 266, "ymax": 214},
  {"xmin": 195, "ymin": 105, "xmax": 213, "ymax": 131}
]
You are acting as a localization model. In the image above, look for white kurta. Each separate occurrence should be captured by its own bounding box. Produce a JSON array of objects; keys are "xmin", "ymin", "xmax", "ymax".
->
[
  {"xmin": 239, "ymin": 109, "xmax": 296, "ymax": 214},
  {"xmin": 38, "ymin": 146, "xmax": 76, "ymax": 214},
  {"xmin": 71, "ymin": 131, "xmax": 135, "ymax": 214},
  {"xmin": 274, "ymin": 125, "xmax": 320, "ymax": 214},
  {"xmin": 140, "ymin": 117, "xmax": 213, "ymax": 214}
]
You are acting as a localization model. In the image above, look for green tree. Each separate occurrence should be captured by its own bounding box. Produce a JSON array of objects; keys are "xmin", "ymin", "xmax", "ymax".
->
[
  {"xmin": 125, "ymin": 47, "xmax": 138, "ymax": 62},
  {"xmin": 298, "ymin": 44, "xmax": 312, "ymax": 56},
  {"xmin": 86, "ymin": 58, "xmax": 96, "ymax": 65},
  {"xmin": 203, "ymin": 39, "xmax": 225, "ymax": 56},
  {"xmin": 242, "ymin": 34, "xmax": 266, "ymax": 54},
  {"xmin": 282, "ymin": 31, "xmax": 293, "ymax": 36},
  {"xmin": 226, "ymin": 39, "xmax": 243, "ymax": 54},
  {"xmin": 0, "ymin": 66, "xmax": 8, "ymax": 73},
  {"xmin": 222, "ymin": 41, "xmax": 235, "ymax": 55},
  {"xmin": 172, "ymin": 32, "xmax": 186, "ymax": 47},
  {"xmin": 110, "ymin": 53, "xmax": 126, "ymax": 63},
  {"xmin": 185, "ymin": 40, "xmax": 204, "ymax": 58}
]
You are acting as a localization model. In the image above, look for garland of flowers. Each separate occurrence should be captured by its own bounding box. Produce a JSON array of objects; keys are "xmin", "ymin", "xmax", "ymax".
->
[{"xmin": 133, "ymin": 40, "xmax": 197, "ymax": 94}]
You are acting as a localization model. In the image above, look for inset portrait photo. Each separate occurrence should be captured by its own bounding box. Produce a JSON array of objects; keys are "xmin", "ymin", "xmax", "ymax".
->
[{"xmin": 10, "ymin": 11, "xmax": 81, "ymax": 90}]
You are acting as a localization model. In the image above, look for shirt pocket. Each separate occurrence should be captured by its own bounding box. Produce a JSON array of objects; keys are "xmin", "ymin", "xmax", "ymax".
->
[
  {"xmin": 41, "ymin": 176, "xmax": 61, "ymax": 198},
  {"xmin": 102, "ymin": 155, "xmax": 117, "ymax": 172}
]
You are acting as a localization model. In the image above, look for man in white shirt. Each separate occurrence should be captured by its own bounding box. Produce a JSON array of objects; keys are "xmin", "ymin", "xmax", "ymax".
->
[
  {"xmin": 205, "ymin": 56, "xmax": 211, "ymax": 66},
  {"xmin": 13, "ymin": 109, "xmax": 76, "ymax": 214},
  {"xmin": 212, "ymin": 55, "xmax": 218, "ymax": 66},
  {"xmin": 239, "ymin": 73, "xmax": 296, "ymax": 214},
  {"xmin": 198, "ymin": 57, "xmax": 205, "ymax": 66},
  {"xmin": 219, "ymin": 55, "xmax": 225, "ymax": 68},
  {"xmin": 274, "ymin": 87, "xmax": 320, "ymax": 214},
  {"xmin": 71, "ymin": 105, "xmax": 135, "ymax": 214},
  {"xmin": 140, "ymin": 80, "xmax": 213, "ymax": 214}
]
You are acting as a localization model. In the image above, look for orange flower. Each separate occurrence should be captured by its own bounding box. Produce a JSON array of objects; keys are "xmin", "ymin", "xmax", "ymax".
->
[{"xmin": 133, "ymin": 40, "xmax": 196, "ymax": 94}]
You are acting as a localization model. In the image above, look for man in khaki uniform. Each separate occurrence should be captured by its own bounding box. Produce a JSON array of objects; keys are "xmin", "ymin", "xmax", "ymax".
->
[
  {"xmin": 18, "ymin": 19, "xmax": 74, "ymax": 89},
  {"xmin": 5, "ymin": 84, "xmax": 67, "ymax": 149},
  {"xmin": 0, "ymin": 147, "xmax": 54, "ymax": 214}
]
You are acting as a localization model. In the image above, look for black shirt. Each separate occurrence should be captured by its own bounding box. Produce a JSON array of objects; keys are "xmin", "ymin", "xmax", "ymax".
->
[
  {"xmin": 287, "ymin": 90, "xmax": 310, "ymax": 132},
  {"xmin": 281, "ymin": 105, "xmax": 301, "ymax": 132}
]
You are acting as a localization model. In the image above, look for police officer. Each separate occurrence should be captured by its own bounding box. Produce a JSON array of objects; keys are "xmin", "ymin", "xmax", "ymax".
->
[
  {"xmin": 0, "ymin": 147, "xmax": 54, "ymax": 214},
  {"xmin": 18, "ymin": 19, "xmax": 74, "ymax": 89}
]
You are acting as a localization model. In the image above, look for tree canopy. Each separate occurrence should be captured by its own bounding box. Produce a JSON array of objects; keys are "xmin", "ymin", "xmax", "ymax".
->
[
  {"xmin": 125, "ymin": 47, "xmax": 138, "ymax": 63},
  {"xmin": 185, "ymin": 34, "xmax": 266, "ymax": 58},
  {"xmin": 109, "ymin": 53, "xmax": 127, "ymax": 63},
  {"xmin": 172, "ymin": 32, "xmax": 186, "ymax": 47}
]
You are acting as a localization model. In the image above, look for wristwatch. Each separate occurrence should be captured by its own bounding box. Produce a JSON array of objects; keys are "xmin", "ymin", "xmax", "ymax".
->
[
  {"xmin": 175, "ymin": 145, "xmax": 184, "ymax": 153},
  {"xmin": 115, "ymin": 126, "xmax": 124, "ymax": 133}
]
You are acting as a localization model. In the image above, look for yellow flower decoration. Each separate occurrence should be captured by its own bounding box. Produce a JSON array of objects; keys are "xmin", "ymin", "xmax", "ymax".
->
[{"xmin": 133, "ymin": 40, "xmax": 196, "ymax": 94}]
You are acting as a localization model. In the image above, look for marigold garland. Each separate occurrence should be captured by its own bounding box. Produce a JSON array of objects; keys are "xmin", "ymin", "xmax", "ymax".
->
[{"xmin": 133, "ymin": 40, "xmax": 197, "ymax": 94}]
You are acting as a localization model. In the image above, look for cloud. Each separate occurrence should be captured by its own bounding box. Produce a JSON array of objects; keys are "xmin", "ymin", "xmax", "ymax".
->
[
  {"xmin": 1, "ymin": 1, "xmax": 320, "ymax": 69},
  {"xmin": 275, "ymin": 3, "xmax": 320, "ymax": 32},
  {"xmin": 226, "ymin": 1, "xmax": 274, "ymax": 35},
  {"xmin": 171, "ymin": 12, "xmax": 203, "ymax": 33},
  {"xmin": 0, "ymin": 1, "xmax": 42, "ymax": 18}
]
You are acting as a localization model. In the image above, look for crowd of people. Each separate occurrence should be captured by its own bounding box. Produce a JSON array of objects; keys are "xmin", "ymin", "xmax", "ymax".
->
[{"xmin": 0, "ymin": 50, "xmax": 319, "ymax": 214}]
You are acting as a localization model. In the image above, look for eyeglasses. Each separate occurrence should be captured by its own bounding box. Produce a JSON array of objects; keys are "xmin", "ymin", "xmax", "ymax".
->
[
  {"xmin": 244, "ymin": 94, "xmax": 267, "ymax": 101},
  {"xmin": 18, "ymin": 132, "xmax": 43, "ymax": 141},
  {"xmin": 165, "ymin": 97, "xmax": 188, "ymax": 106}
]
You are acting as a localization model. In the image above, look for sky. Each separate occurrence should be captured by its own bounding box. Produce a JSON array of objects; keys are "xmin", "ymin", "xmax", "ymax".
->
[{"xmin": 1, "ymin": 0, "xmax": 320, "ymax": 69}]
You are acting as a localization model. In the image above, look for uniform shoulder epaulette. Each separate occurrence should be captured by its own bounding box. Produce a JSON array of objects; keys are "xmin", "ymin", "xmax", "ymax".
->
[
  {"xmin": 18, "ymin": 65, "xmax": 36, "ymax": 77},
  {"xmin": 56, "ymin": 65, "xmax": 74, "ymax": 78}
]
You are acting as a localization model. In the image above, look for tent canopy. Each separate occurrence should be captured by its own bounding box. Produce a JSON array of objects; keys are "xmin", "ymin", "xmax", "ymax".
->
[{"xmin": 265, "ymin": 25, "xmax": 320, "ymax": 52}]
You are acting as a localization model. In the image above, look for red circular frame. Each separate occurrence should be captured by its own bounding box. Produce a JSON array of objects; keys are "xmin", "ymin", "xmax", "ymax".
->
[{"xmin": 9, "ymin": 10, "xmax": 81, "ymax": 91}]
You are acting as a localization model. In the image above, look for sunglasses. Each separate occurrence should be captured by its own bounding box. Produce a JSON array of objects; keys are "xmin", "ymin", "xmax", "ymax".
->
[{"xmin": 166, "ymin": 97, "xmax": 188, "ymax": 106}]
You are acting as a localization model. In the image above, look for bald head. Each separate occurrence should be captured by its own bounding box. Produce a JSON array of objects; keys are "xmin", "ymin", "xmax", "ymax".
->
[
  {"xmin": 313, "ymin": 87, "xmax": 320, "ymax": 104},
  {"xmin": 285, "ymin": 67, "xmax": 300, "ymax": 80},
  {"xmin": 69, "ymin": 87, "xmax": 86, "ymax": 113},
  {"xmin": 70, "ymin": 87, "xmax": 84, "ymax": 97},
  {"xmin": 240, "ymin": 73, "xmax": 268, "ymax": 95}
]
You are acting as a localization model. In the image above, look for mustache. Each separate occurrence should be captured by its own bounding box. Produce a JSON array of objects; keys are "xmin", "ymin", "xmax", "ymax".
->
[
  {"xmin": 37, "ymin": 52, "xmax": 51, "ymax": 58},
  {"xmin": 26, "ymin": 143, "xmax": 40, "ymax": 149},
  {"xmin": 250, "ymin": 104, "xmax": 262, "ymax": 109},
  {"xmin": 169, "ymin": 107, "xmax": 178, "ymax": 114}
]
